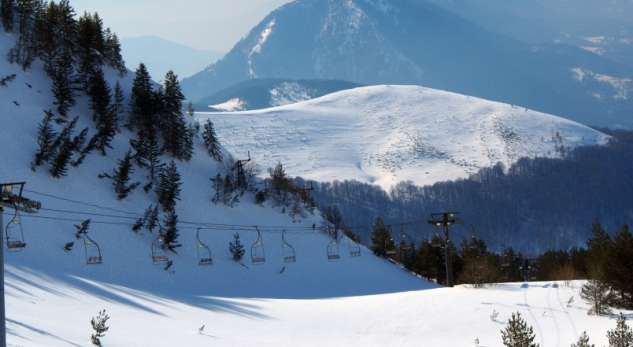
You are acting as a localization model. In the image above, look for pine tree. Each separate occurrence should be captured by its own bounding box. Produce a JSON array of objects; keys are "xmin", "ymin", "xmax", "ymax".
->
[
  {"xmin": 1, "ymin": 0, "xmax": 15, "ymax": 32},
  {"xmin": 48, "ymin": 116, "xmax": 79, "ymax": 178},
  {"xmin": 76, "ymin": 12, "xmax": 104, "ymax": 87},
  {"xmin": 160, "ymin": 70, "xmax": 191, "ymax": 160},
  {"xmin": 74, "ymin": 219, "xmax": 90, "ymax": 239},
  {"xmin": 201, "ymin": 119, "xmax": 222, "ymax": 160},
  {"xmin": 110, "ymin": 81, "xmax": 124, "ymax": 132},
  {"xmin": 90, "ymin": 309, "xmax": 109, "ymax": 346},
  {"xmin": 51, "ymin": 49, "xmax": 75, "ymax": 117},
  {"xmin": 229, "ymin": 233, "xmax": 245, "ymax": 262},
  {"xmin": 88, "ymin": 68, "xmax": 116, "ymax": 154},
  {"xmin": 187, "ymin": 101, "xmax": 194, "ymax": 118},
  {"xmin": 9, "ymin": 0, "xmax": 42, "ymax": 69},
  {"xmin": 162, "ymin": 209, "xmax": 181, "ymax": 252},
  {"xmin": 99, "ymin": 151, "xmax": 139, "ymax": 200},
  {"xmin": 128, "ymin": 63, "xmax": 153, "ymax": 130},
  {"xmin": 222, "ymin": 174, "xmax": 234, "ymax": 205},
  {"xmin": 501, "ymin": 312, "xmax": 539, "ymax": 347},
  {"xmin": 211, "ymin": 173, "xmax": 222, "ymax": 203},
  {"xmin": 581, "ymin": 279, "xmax": 614, "ymax": 315},
  {"xmin": 571, "ymin": 331, "xmax": 594, "ymax": 347},
  {"xmin": 603, "ymin": 225, "xmax": 633, "ymax": 309},
  {"xmin": 31, "ymin": 110, "xmax": 56, "ymax": 170},
  {"xmin": 607, "ymin": 313, "xmax": 633, "ymax": 347},
  {"xmin": 371, "ymin": 217, "xmax": 395, "ymax": 257},
  {"xmin": 156, "ymin": 161, "xmax": 181, "ymax": 212},
  {"xmin": 103, "ymin": 28, "xmax": 125, "ymax": 74}
]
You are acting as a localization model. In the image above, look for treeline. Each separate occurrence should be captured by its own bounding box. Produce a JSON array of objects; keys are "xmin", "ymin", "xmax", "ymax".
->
[
  {"xmin": 307, "ymin": 130, "xmax": 633, "ymax": 253},
  {"xmin": 366, "ymin": 217, "xmax": 633, "ymax": 310}
]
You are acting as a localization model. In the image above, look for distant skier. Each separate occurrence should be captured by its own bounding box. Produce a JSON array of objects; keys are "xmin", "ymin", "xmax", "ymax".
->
[
  {"xmin": 474, "ymin": 337, "xmax": 480, "ymax": 346},
  {"xmin": 198, "ymin": 324, "xmax": 205, "ymax": 335},
  {"xmin": 567, "ymin": 296, "xmax": 574, "ymax": 307},
  {"xmin": 164, "ymin": 260, "xmax": 174, "ymax": 271},
  {"xmin": 490, "ymin": 309, "xmax": 499, "ymax": 322}
]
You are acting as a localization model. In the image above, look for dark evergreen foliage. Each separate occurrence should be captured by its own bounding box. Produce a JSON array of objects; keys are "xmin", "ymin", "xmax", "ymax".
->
[
  {"xmin": 1, "ymin": 0, "xmax": 15, "ymax": 32},
  {"xmin": 229, "ymin": 233, "xmax": 245, "ymax": 262},
  {"xmin": 156, "ymin": 161, "xmax": 181, "ymax": 212},
  {"xmin": 159, "ymin": 70, "xmax": 192, "ymax": 160},
  {"xmin": 370, "ymin": 217, "xmax": 395, "ymax": 257},
  {"xmin": 162, "ymin": 210, "xmax": 181, "ymax": 252},
  {"xmin": 500, "ymin": 312, "xmax": 539, "ymax": 347},
  {"xmin": 98, "ymin": 151, "xmax": 140, "ymax": 200},
  {"xmin": 50, "ymin": 49, "xmax": 75, "ymax": 117},
  {"xmin": 90, "ymin": 309, "xmax": 109, "ymax": 346},
  {"xmin": 571, "ymin": 332, "xmax": 594, "ymax": 347},
  {"xmin": 202, "ymin": 119, "xmax": 222, "ymax": 161},
  {"xmin": 581, "ymin": 279, "xmax": 614, "ymax": 316},
  {"xmin": 31, "ymin": 110, "xmax": 56, "ymax": 169},
  {"xmin": 607, "ymin": 314, "xmax": 633, "ymax": 347},
  {"xmin": 128, "ymin": 63, "xmax": 153, "ymax": 130}
]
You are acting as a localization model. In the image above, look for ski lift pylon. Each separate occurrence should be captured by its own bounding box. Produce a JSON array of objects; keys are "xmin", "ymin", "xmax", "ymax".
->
[
  {"xmin": 196, "ymin": 228, "xmax": 213, "ymax": 266},
  {"xmin": 82, "ymin": 233, "xmax": 102, "ymax": 265},
  {"xmin": 326, "ymin": 226, "xmax": 340, "ymax": 260},
  {"xmin": 251, "ymin": 227, "xmax": 266, "ymax": 265}
]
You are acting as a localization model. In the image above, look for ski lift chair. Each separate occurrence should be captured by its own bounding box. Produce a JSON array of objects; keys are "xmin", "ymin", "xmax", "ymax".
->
[
  {"xmin": 327, "ymin": 239, "xmax": 340, "ymax": 261},
  {"xmin": 5, "ymin": 207, "xmax": 26, "ymax": 251},
  {"xmin": 151, "ymin": 235, "xmax": 169, "ymax": 264},
  {"xmin": 82, "ymin": 233, "xmax": 102, "ymax": 265},
  {"xmin": 251, "ymin": 227, "xmax": 266, "ymax": 265},
  {"xmin": 196, "ymin": 228, "xmax": 213, "ymax": 266},
  {"xmin": 386, "ymin": 237, "xmax": 397, "ymax": 256},
  {"xmin": 348, "ymin": 239, "xmax": 361, "ymax": 257},
  {"xmin": 281, "ymin": 230, "xmax": 296, "ymax": 263}
]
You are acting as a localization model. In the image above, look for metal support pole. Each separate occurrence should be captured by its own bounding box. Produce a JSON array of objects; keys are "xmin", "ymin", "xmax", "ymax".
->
[
  {"xmin": 444, "ymin": 222, "xmax": 453, "ymax": 287},
  {"xmin": 0, "ymin": 206, "xmax": 5, "ymax": 347}
]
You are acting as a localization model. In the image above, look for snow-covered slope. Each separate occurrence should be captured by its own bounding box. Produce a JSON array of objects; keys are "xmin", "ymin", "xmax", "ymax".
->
[
  {"xmin": 198, "ymin": 85, "xmax": 609, "ymax": 189},
  {"xmin": 7, "ymin": 276, "xmax": 631, "ymax": 346},
  {"xmin": 1, "ymin": 28, "xmax": 432, "ymax": 346}
]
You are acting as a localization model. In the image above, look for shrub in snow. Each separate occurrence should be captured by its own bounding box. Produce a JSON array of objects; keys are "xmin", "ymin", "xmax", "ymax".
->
[
  {"xmin": 500, "ymin": 312, "xmax": 539, "ymax": 347},
  {"xmin": 607, "ymin": 313, "xmax": 633, "ymax": 347},
  {"xmin": 90, "ymin": 309, "xmax": 110, "ymax": 346},
  {"xmin": 230, "ymin": 233, "xmax": 245, "ymax": 262}
]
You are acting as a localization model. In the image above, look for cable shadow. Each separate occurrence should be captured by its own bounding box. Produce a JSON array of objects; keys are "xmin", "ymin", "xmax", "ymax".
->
[{"xmin": 7, "ymin": 318, "xmax": 82, "ymax": 347}]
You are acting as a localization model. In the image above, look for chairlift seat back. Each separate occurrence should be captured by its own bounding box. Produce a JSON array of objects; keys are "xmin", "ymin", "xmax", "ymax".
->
[
  {"xmin": 199, "ymin": 258, "xmax": 213, "ymax": 266},
  {"xmin": 87, "ymin": 256, "xmax": 102, "ymax": 265}
]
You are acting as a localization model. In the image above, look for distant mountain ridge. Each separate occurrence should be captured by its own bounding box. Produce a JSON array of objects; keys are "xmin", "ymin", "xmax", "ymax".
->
[
  {"xmin": 198, "ymin": 78, "xmax": 360, "ymax": 111},
  {"xmin": 122, "ymin": 36, "xmax": 223, "ymax": 79},
  {"xmin": 182, "ymin": 0, "xmax": 633, "ymax": 128}
]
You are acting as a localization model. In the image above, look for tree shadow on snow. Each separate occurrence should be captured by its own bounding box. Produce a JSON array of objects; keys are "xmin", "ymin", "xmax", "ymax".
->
[{"xmin": 7, "ymin": 318, "xmax": 82, "ymax": 347}]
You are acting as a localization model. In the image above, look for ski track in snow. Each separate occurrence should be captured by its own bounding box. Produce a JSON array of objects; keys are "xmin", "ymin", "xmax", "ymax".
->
[
  {"xmin": 556, "ymin": 284, "xmax": 580, "ymax": 340},
  {"xmin": 546, "ymin": 283, "xmax": 562, "ymax": 347},
  {"xmin": 522, "ymin": 283, "xmax": 546, "ymax": 347}
]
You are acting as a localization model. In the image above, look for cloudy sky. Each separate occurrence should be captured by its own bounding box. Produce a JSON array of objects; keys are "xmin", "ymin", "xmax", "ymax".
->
[{"xmin": 71, "ymin": 0, "xmax": 292, "ymax": 52}]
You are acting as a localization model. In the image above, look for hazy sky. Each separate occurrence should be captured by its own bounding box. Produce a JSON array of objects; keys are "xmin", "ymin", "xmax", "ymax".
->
[{"xmin": 71, "ymin": 0, "xmax": 293, "ymax": 52}]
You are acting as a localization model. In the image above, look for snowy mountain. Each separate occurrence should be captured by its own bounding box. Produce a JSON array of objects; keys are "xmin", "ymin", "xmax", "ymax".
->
[
  {"xmin": 121, "ymin": 36, "xmax": 223, "ymax": 80},
  {"xmin": 199, "ymin": 85, "xmax": 609, "ymax": 190},
  {"xmin": 1, "ymin": 21, "xmax": 433, "ymax": 346},
  {"xmin": 181, "ymin": 0, "xmax": 633, "ymax": 128},
  {"xmin": 198, "ymin": 78, "xmax": 360, "ymax": 111}
]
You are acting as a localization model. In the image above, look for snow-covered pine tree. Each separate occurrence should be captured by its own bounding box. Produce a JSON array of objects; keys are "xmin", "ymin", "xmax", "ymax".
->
[
  {"xmin": 222, "ymin": 174, "xmax": 234, "ymax": 205},
  {"xmin": 210, "ymin": 173, "xmax": 222, "ymax": 203},
  {"xmin": 202, "ymin": 119, "xmax": 223, "ymax": 161},
  {"xmin": 98, "ymin": 150, "xmax": 140, "ymax": 200},
  {"xmin": 581, "ymin": 279, "xmax": 614, "ymax": 315},
  {"xmin": 162, "ymin": 209, "xmax": 181, "ymax": 252},
  {"xmin": 229, "ymin": 233, "xmax": 245, "ymax": 262},
  {"xmin": 31, "ymin": 110, "xmax": 56, "ymax": 170},
  {"xmin": 156, "ymin": 160, "xmax": 181, "ymax": 212},
  {"xmin": 571, "ymin": 331, "xmax": 594, "ymax": 347},
  {"xmin": 607, "ymin": 313, "xmax": 633, "ymax": 347},
  {"xmin": 371, "ymin": 217, "xmax": 395, "ymax": 257},
  {"xmin": 187, "ymin": 101, "xmax": 194, "ymax": 118},
  {"xmin": 90, "ymin": 309, "xmax": 110, "ymax": 346},
  {"xmin": 500, "ymin": 312, "xmax": 539, "ymax": 347},
  {"xmin": 160, "ymin": 70, "xmax": 192, "ymax": 161},
  {"xmin": 1, "ymin": 0, "xmax": 15, "ymax": 32}
]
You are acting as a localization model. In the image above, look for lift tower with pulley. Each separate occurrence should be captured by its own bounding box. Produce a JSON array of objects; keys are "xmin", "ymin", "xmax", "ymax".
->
[
  {"xmin": 428, "ymin": 212, "xmax": 460, "ymax": 287},
  {"xmin": 0, "ymin": 182, "xmax": 41, "ymax": 347}
]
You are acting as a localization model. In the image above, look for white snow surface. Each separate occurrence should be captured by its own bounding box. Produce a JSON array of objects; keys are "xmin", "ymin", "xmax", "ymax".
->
[
  {"xmin": 209, "ymin": 97, "xmax": 246, "ymax": 111},
  {"xmin": 1, "ymin": 31, "xmax": 628, "ymax": 347},
  {"xmin": 198, "ymin": 85, "xmax": 609, "ymax": 189}
]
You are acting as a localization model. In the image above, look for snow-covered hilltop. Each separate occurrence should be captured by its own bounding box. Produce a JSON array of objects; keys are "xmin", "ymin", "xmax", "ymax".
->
[{"xmin": 199, "ymin": 85, "xmax": 609, "ymax": 189}]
